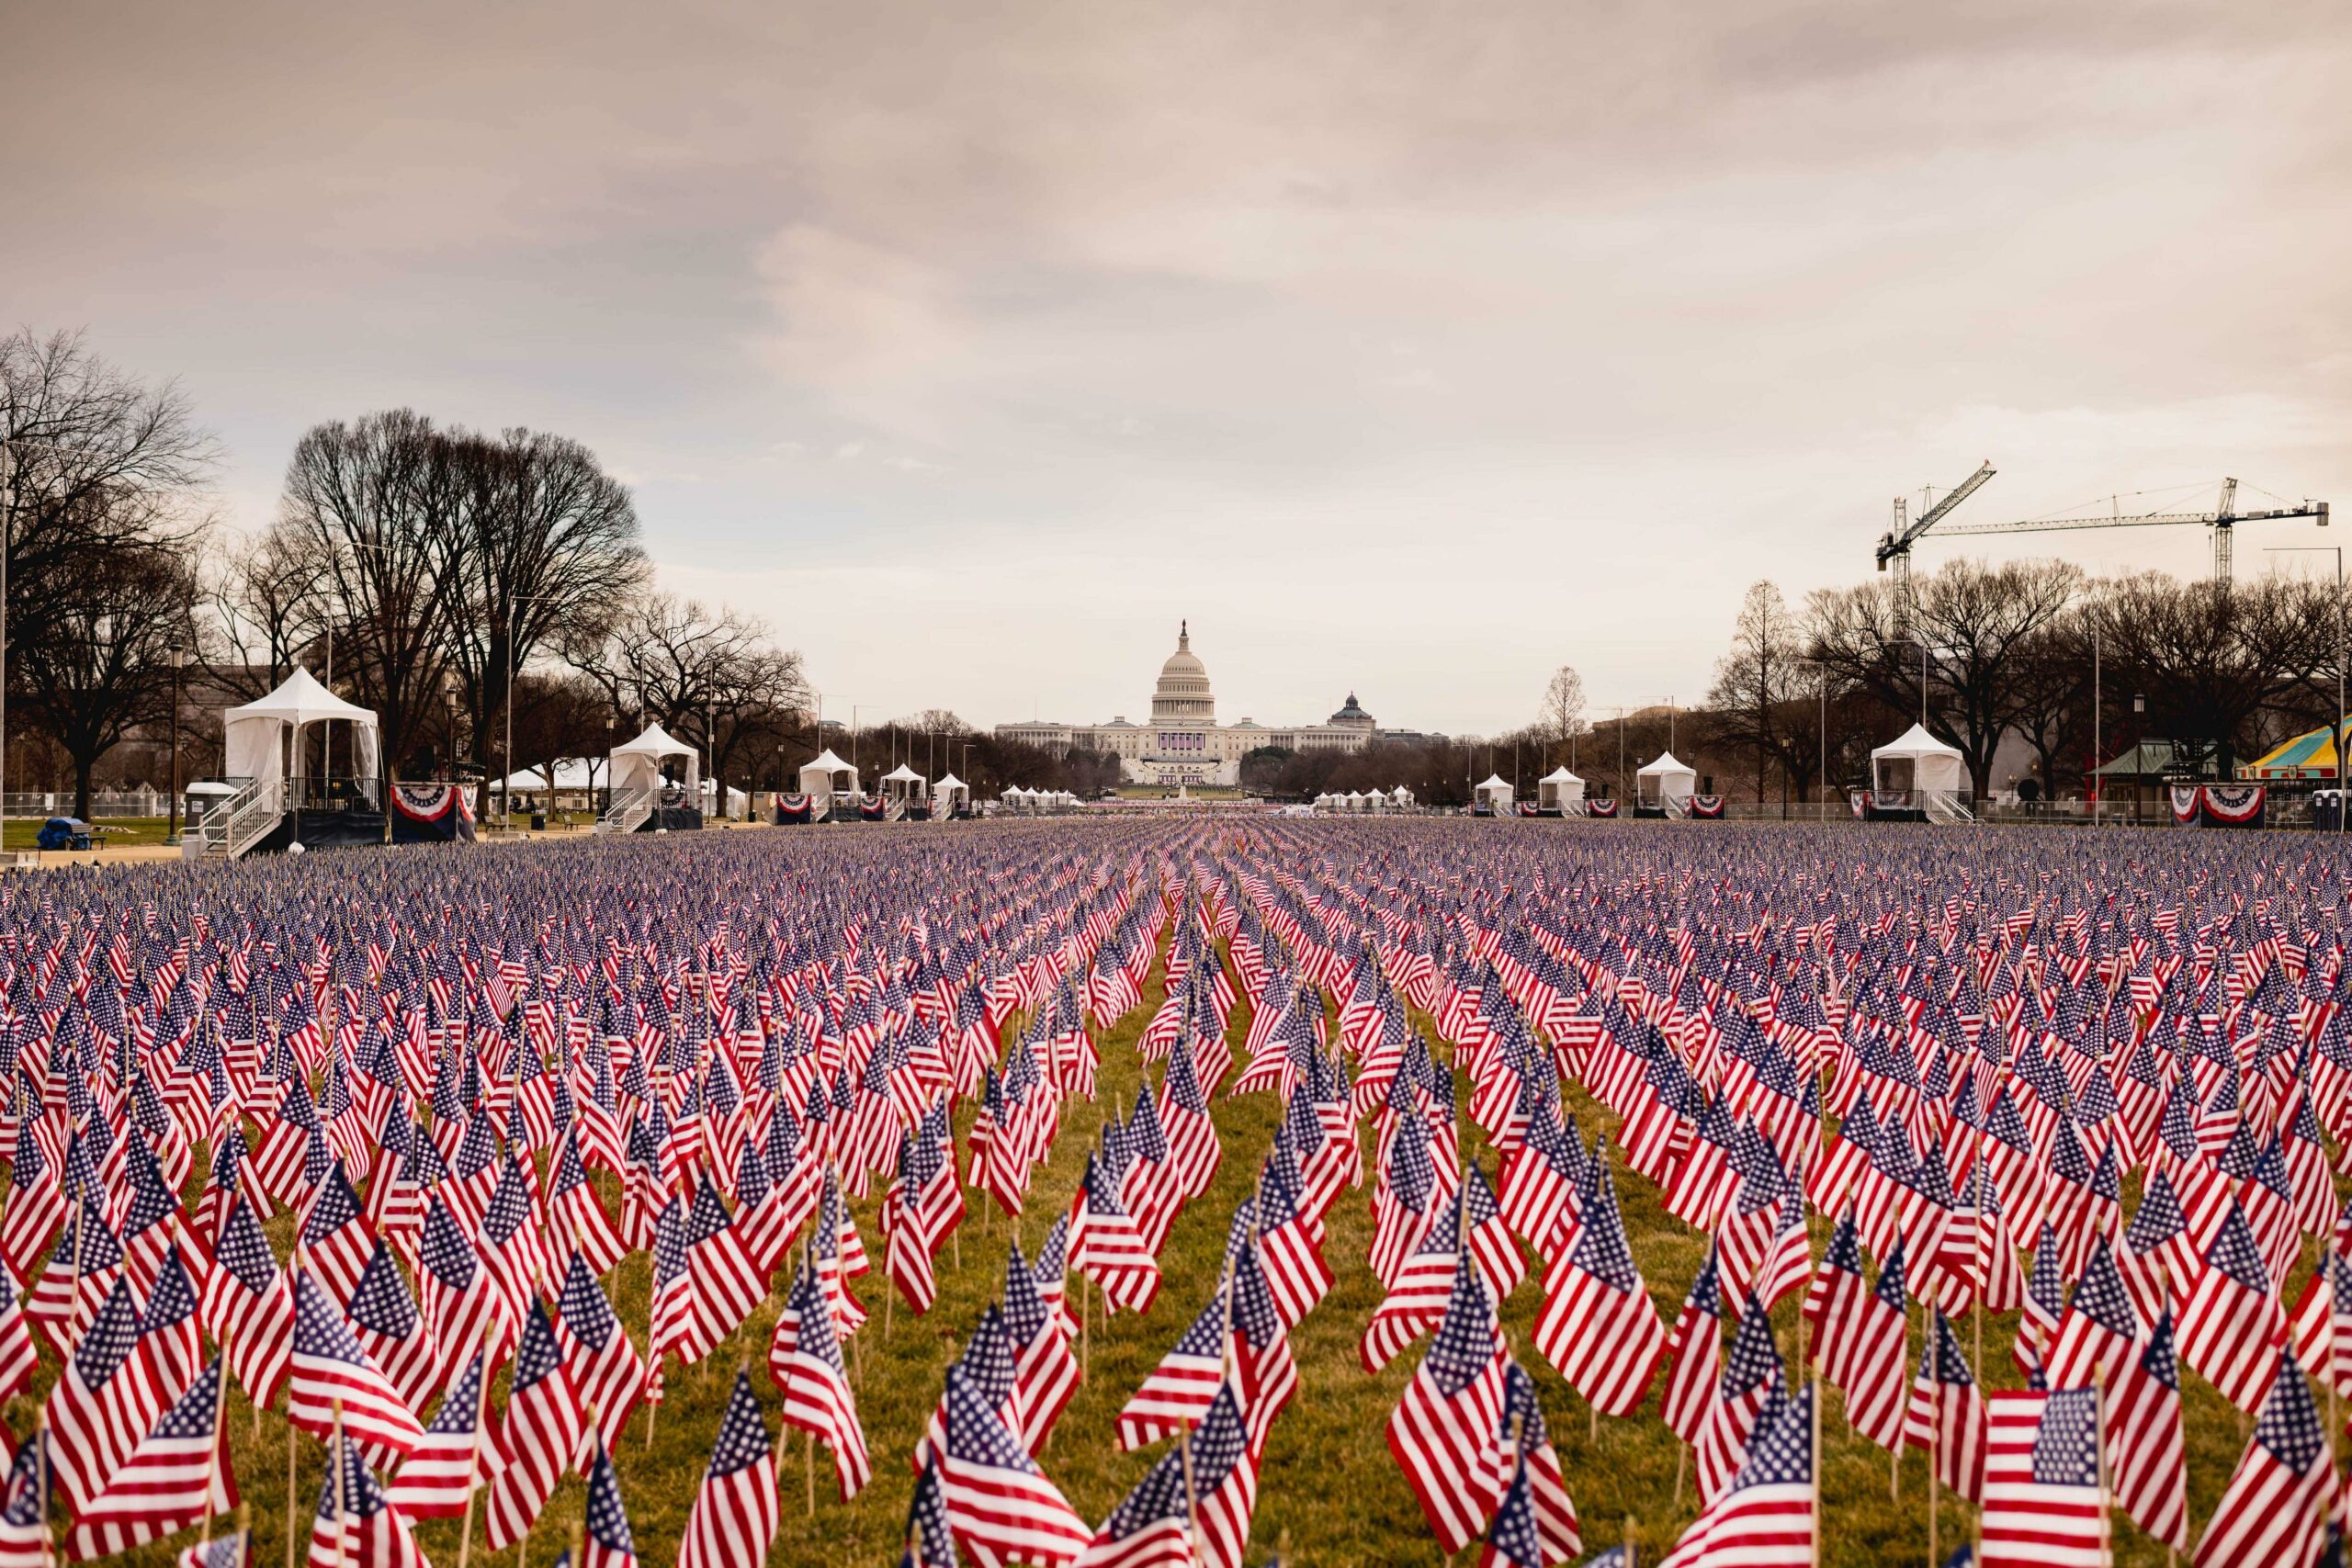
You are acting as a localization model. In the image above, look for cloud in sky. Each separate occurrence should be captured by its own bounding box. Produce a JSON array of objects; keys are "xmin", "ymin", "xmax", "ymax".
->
[{"xmin": 5, "ymin": 0, "xmax": 2348, "ymax": 733}]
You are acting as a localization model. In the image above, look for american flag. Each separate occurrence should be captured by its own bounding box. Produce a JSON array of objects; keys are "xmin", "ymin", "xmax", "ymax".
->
[
  {"xmin": 1978, "ymin": 1387, "xmax": 2104, "ymax": 1568},
  {"xmin": 683, "ymin": 1175, "xmax": 767, "ymax": 1353},
  {"xmin": 2194, "ymin": 1348, "xmax": 2330, "ymax": 1568},
  {"xmin": 901, "ymin": 1457, "xmax": 957, "ymax": 1568},
  {"xmin": 677, "ymin": 1371, "xmax": 782, "ymax": 1568},
  {"xmin": 176, "ymin": 1529, "xmax": 247, "ymax": 1568},
  {"xmin": 345, "ymin": 1238, "xmax": 437, "ymax": 1416},
  {"xmin": 770, "ymin": 1259, "xmax": 872, "ymax": 1500},
  {"xmin": 1076, "ymin": 1377, "xmax": 1257, "ymax": 1568},
  {"xmin": 2179, "ymin": 1199, "xmax": 2288, "ymax": 1413},
  {"xmin": 64, "ymin": 1352, "xmax": 235, "ymax": 1560},
  {"xmin": 2104, "ymin": 1310, "xmax": 2185, "ymax": 1551},
  {"xmin": 1387, "ymin": 1253, "xmax": 1508, "ymax": 1555},
  {"xmin": 1829, "ymin": 1236, "xmax": 1909, "ymax": 1454},
  {"xmin": 0, "ymin": 1438, "xmax": 49, "ymax": 1568},
  {"xmin": 933, "ymin": 1360, "xmax": 1091, "ymax": 1568},
  {"xmin": 414, "ymin": 1196, "xmax": 513, "ymax": 1388},
  {"xmin": 1486, "ymin": 1359, "xmax": 1578, "ymax": 1564},
  {"xmin": 287, "ymin": 1268, "xmax": 424, "ymax": 1460},
  {"xmin": 1117, "ymin": 1278, "xmax": 1228, "ymax": 1451},
  {"xmin": 1657, "ymin": 1382, "xmax": 1815, "ymax": 1568},
  {"xmin": 49, "ymin": 1274, "xmax": 164, "ymax": 1511},
  {"xmin": 1659, "ymin": 1245, "xmax": 1724, "ymax": 1445},
  {"xmin": 1531, "ymin": 1155, "xmax": 1662, "ymax": 1417},
  {"xmin": 384, "ymin": 1347, "xmax": 511, "ymax": 1520},
  {"xmin": 554, "ymin": 1249, "xmax": 647, "ymax": 1459},
  {"xmin": 305, "ymin": 1431, "xmax": 427, "ymax": 1568},
  {"xmin": 1695, "ymin": 1293, "xmax": 1783, "ymax": 1503},
  {"xmin": 581, "ymin": 1436, "xmax": 639, "ymax": 1568},
  {"xmin": 297, "ymin": 1158, "xmax": 379, "ymax": 1306},
  {"xmin": 1001, "ymin": 1238, "xmax": 1082, "ymax": 1452},
  {"xmin": 1069, "ymin": 1151, "xmax": 1160, "ymax": 1315},
  {"xmin": 481, "ymin": 1297, "xmax": 582, "ymax": 1551},
  {"xmin": 1902, "ymin": 1309, "xmax": 1985, "ymax": 1504},
  {"xmin": 1477, "ymin": 1442, "xmax": 1545, "ymax": 1568},
  {"xmin": 2046, "ymin": 1236, "xmax": 2141, "ymax": 1392}
]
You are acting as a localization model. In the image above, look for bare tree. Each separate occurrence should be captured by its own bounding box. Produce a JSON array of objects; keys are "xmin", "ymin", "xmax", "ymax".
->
[
  {"xmin": 15, "ymin": 542, "xmax": 201, "ymax": 815},
  {"xmin": 566, "ymin": 592, "xmax": 808, "ymax": 797},
  {"xmin": 437, "ymin": 428, "xmax": 647, "ymax": 807},
  {"xmin": 2085, "ymin": 571, "xmax": 2326, "ymax": 777},
  {"xmin": 0, "ymin": 329, "xmax": 212, "ymax": 687},
  {"xmin": 1535, "ymin": 665, "xmax": 1589, "ymax": 769},
  {"xmin": 1706, "ymin": 581, "xmax": 1812, "ymax": 802},
  {"xmin": 277, "ymin": 412, "xmax": 471, "ymax": 786},
  {"xmin": 206, "ymin": 523, "xmax": 327, "ymax": 700},
  {"xmin": 1808, "ymin": 558, "xmax": 2082, "ymax": 795}
]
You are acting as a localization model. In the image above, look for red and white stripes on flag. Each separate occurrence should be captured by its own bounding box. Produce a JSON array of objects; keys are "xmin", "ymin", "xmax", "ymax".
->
[
  {"xmin": 64, "ymin": 1355, "xmax": 236, "ymax": 1562},
  {"xmin": 1387, "ymin": 1256, "xmax": 1509, "ymax": 1556},
  {"xmin": 2193, "ymin": 1348, "xmax": 2331, "ymax": 1568},
  {"xmin": 1977, "ymin": 1388, "xmax": 2105, "ymax": 1568},
  {"xmin": 481, "ymin": 1298, "xmax": 582, "ymax": 1551},
  {"xmin": 287, "ymin": 1269, "xmax": 424, "ymax": 1461},
  {"xmin": 768, "ymin": 1263, "xmax": 871, "ymax": 1501},
  {"xmin": 677, "ymin": 1371, "xmax": 781, "ymax": 1568}
]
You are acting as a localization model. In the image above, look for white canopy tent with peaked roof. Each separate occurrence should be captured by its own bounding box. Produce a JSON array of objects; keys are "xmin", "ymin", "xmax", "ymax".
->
[
  {"xmin": 1871, "ymin": 724, "xmax": 1967, "ymax": 797},
  {"xmin": 797, "ymin": 748, "xmax": 858, "ymax": 815},
  {"xmin": 1537, "ymin": 765, "xmax": 1586, "ymax": 813},
  {"xmin": 611, "ymin": 723, "xmax": 699, "ymax": 797},
  {"xmin": 223, "ymin": 668, "xmax": 381, "ymax": 804},
  {"xmin": 880, "ymin": 762, "xmax": 929, "ymax": 815},
  {"xmin": 1636, "ymin": 751, "xmax": 1698, "ymax": 811},
  {"xmin": 933, "ymin": 772, "xmax": 971, "ymax": 817},
  {"xmin": 1475, "ymin": 773, "xmax": 1515, "ymax": 813}
]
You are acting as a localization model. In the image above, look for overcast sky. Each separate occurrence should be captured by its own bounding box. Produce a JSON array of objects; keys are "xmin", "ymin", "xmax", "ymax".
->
[{"xmin": 6, "ymin": 1, "xmax": 2347, "ymax": 735}]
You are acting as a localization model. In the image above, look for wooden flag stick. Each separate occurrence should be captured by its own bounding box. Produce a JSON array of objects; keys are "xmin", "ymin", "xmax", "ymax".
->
[
  {"xmin": 459, "ymin": 1321, "xmax": 490, "ymax": 1568},
  {"xmin": 333, "ymin": 1399, "xmax": 349, "ymax": 1568},
  {"xmin": 2094, "ymin": 1365, "xmax": 2112, "ymax": 1568},
  {"xmin": 1180, "ymin": 1423, "xmax": 1203, "ymax": 1568},
  {"xmin": 199, "ymin": 1343, "xmax": 229, "ymax": 1553},
  {"xmin": 285, "ymin": 1412, "xmax": 299, "ymax": 1568}
]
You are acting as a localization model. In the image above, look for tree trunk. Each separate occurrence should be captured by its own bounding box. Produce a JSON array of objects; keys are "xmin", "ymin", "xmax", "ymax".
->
[{"xmin": 74, "ymin": 756, "xmax": 96, "ymax": 821}]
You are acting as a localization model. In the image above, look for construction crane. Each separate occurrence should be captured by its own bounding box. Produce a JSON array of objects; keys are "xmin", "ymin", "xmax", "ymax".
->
[
  {"xmin": 1874, "ymin": 461, "xmax": 1997, "ymax": 598},
  {"xmin": 1927, "ymin": 478, "xmax": 2328, "ymax": 583}
]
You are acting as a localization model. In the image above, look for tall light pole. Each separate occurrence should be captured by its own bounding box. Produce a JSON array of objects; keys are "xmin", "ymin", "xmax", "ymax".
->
[
  {"xmin": 503, "ymin": 592, "xmax": 554, "ymax": 830},
  {"xmin": 2267, "ymin": 544, "xmax": 2346, "ymax": 833},
  {"xmin": 166, "ymin": 648, "xmax": 188, "ymax": 842}
]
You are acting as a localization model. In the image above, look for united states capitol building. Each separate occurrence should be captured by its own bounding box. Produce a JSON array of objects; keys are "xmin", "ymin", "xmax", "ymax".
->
[{"xmin": 995, "ymin": 624, "xmax": 1428, "ymax": 786}]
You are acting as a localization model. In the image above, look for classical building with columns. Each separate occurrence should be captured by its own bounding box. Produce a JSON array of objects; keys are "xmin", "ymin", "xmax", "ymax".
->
[{"xmin": 994, "ymin": 623, "xmax": 1385, "ymax": 786}]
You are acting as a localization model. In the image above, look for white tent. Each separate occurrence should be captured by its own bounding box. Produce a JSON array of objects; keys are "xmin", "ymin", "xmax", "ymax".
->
[
  {"xmin": 612, "ymin": 722, "xmax": 698, "ymax": 795},
  {"xmin": 1001, "ymin": 785, "xmax": 1033, "ymax": 814},
  {"xmin": 1344, "ymin": 790, "xmax": 1367, "ymax": 812},
  {"xmin": 1475, "ymin": 773, "xmax": 1515, "ymax": 813},
  {"xmin": 696, "ymin": 778, "xmax": 750, "ymax": 819},
  {"xmin": 1636, "ymin": 751, "xmax": 1698, "ymax": 811},
  {"xmin": 1871, "ymin": 724, "xmax": 1967, "ymax": 796},
  {"xmin": 1392, "ymin": 785, "xmax": 1415, "ymax": 807},
  {"xmin": 1537, "ymin": 765, "xmax": 1586, "ymax": 813},
  {"xmin": 934, "ymin": 772, "xmax": 971, "ymax": 817},
  {"xmin": 223, "ymin": 668, "xmax": 380, "ymax": 804},
  {"xmin": 881, "ymin": 763, "xmax": 929, "ymax": 815},
  {"xmin": 797, "ymin": 748, "xmax": 857, "ymax": 814}
]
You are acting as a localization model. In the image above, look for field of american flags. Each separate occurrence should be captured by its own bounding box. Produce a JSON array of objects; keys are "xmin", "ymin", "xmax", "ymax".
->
[{"xmin": 3, "ymin": 819, "xmax": 2350, "ymax": 1567}]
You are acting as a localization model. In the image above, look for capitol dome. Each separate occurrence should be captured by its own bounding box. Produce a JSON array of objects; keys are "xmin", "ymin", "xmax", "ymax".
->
[
  {"xmin": 1329, "ymin": 692, "xmax": 1375, "ymax": 729},
  {"xmin": 1151, "ymin": 621, "xmax": 1216, "ymax": 725}
]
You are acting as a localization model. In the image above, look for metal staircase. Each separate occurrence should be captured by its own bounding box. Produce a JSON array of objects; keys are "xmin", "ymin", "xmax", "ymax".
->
[
  {"xmin": 1924, "ymin": 790, "xmax": 1976, "ymax": 825},
  {"xmin": 594, "ymin": 786, "xmax": 651, "ymax": 835},
  {"xmin": 189, "ymin": 778, "xmax": 284, "ymax": 860}
]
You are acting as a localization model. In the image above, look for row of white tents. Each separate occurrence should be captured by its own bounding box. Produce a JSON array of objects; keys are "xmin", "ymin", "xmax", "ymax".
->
[
  {"xmin": 1000, "ymin": 787, "xmax": 1083, "ymax": 814},
  {"xmin": 1311, "ymin": 787, "xmax": 1418, "ymax": 813}
]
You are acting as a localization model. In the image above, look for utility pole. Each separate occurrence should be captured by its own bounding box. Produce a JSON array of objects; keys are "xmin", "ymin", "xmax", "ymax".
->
[{"xmin": 2267, "ymin": 544, "xmax": 2346, "ymax": 833}]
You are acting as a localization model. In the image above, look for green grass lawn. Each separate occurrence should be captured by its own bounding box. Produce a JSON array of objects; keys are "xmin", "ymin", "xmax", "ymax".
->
[
  {"xmin": 41, "ymin": 922, "xmax": 2304, "ymax": 1568},
  {"xmin": 0, "ymin": 815, "xmax": 177, "ymax": 850}
]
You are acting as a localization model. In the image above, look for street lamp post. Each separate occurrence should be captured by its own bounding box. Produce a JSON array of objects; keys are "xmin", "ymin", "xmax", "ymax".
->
[
  {"xmin": 166, "ymin": 649, "xmax": 188, "ymax": 842},
  {"xmin": 503, "ymin": 593, "xmax": 555, "ymax": 831}
]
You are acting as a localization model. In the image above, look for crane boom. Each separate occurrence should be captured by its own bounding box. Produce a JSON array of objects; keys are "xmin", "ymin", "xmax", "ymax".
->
[
  {"xmin": 1933, "ymin": 479, "xmax": 2327, "ymax": 581},
  {"xmin": 1874, "ymin": 461, "xmax": 1996, "ymax": 576}
]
